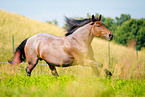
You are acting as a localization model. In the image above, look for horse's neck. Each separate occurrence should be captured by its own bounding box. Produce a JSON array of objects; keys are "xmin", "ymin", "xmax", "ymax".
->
[{"xmin": 71, "ymin": 23, "xmax": 94, "ymax": 45}]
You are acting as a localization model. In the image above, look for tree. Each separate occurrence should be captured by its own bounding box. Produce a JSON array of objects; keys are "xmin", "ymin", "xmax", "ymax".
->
[
  {"xmin": 114, "ymin": 18, "xmax": 145, "ymax": 50},
  {"xmin": 115, "ymin": 14, "xmax": 131, "ymax": 26},
  {"xmin": 136, "ymin": 19, "xmax": 145, "ymax": 49}
]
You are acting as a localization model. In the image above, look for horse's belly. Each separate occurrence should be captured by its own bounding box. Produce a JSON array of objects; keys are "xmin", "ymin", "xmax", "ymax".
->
[
  {"xmin": 40, "ymin": 50, "xmax": 74, "ymax": 66},
  {"xmin": 46, "ymin": 55, "xmax": 74, "ymax": 66}
]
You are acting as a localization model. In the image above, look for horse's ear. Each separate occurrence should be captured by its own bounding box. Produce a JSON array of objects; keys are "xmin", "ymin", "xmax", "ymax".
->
[
  {"xmin": 98, "ymin": 15, "xmax": 101, "ymax": 21},
  {"xmin": 91, "ymin": 15, "xmax": 96, "ymax": 22}
]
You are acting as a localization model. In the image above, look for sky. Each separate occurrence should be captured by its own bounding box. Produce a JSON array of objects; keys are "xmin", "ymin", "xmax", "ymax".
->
[{"xmin": 0, "ymin": 0, "xmax": 145, "ymax": 27}]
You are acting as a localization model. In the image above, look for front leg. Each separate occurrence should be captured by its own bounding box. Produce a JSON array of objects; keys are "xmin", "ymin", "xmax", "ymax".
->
[
  {"xmin": 91, "ymin": 65, "xmax": 100, "ymax": 77},
  {"xmin": 85, "ymin": 58, "xmax": 100, "ymax": 77},
  {"xmin": 72, "ymin": 49, "xmax": 101, "ymax": 76},
  {"xmin": 74, "ymin": 55, "xmax": 101, "ymax": 77},
  {"xmin": 49, "ymin": 64, "xmax": 59, "ymax": 76},
  {"xmin": 88, "ymin": 58, "xmax": 112, "ymax": 77},
  {"xmin": 88, "ymin": 46, "xmax": 112, "ymax": 77}
]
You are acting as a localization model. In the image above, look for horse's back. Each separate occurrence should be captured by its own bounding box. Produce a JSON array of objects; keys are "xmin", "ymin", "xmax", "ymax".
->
[
  {"xmin": 30, "ymin": 33, "xmax": 63, "ymax": 40},
  {"xmin": 26, "ymin": 33, "xmax": 64, "ymax": 46},
  {"xmin": 25, "ymin": 33, "xmax": 64, "ymax": 54}
]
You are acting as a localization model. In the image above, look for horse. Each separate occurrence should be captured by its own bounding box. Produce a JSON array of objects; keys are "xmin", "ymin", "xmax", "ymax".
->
[{"xmin": 9, "ymin": 15, "xmax": 113, "ymax": 77}]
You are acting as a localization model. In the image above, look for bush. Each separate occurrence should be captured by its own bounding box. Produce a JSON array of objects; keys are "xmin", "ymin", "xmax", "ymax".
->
[{"xmin": 114, "ymin": 19, "xmax": 145, "ymax": 50}]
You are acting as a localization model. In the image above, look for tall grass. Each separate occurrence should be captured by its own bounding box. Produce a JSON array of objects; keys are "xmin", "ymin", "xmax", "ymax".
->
[{"xmin": 0, "ymin": 9, "xmax": 145, "ymax": 97}]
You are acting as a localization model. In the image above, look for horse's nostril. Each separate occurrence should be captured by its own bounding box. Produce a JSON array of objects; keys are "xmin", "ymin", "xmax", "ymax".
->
[{"xmin": 109, "ymin": 33, "xmax": 113, "ymax": 38}]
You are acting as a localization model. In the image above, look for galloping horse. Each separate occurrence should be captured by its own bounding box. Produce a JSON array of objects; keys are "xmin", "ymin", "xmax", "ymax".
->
[{"xmin": 9, "ymin": 15, "xmax": 113, "ymax": 76}]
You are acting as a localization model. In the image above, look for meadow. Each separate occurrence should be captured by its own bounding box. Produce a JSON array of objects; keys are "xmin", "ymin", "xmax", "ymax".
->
[{"xmin": 0, "ymin": 9, "xmax": 145, "ymax": 97}]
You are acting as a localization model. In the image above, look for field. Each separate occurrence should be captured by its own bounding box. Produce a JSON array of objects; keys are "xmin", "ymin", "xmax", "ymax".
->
[{"xmin": 0, "ymin": 9, "xmax": 145, "ymax": 97}]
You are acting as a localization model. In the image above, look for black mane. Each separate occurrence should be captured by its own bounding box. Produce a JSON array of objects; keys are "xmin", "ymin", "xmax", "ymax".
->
[{"xmin": 65, "ymin": 17, "xmax": 92, "ymax": 36}]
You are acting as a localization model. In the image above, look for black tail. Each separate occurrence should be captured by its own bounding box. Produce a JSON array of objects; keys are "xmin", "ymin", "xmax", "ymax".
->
[
  {"xmin": 8, "ymin": 38, "xmax": 29, "ymax": 64},
  {"xmin": 16, "ymin": 38, "xmax": 29, "ymax": 62}
]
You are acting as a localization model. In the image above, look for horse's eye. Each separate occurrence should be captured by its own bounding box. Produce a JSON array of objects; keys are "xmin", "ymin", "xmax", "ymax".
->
[{"xmin": 97, "ymin": 25, "xmax": 100, "ymax": 27}]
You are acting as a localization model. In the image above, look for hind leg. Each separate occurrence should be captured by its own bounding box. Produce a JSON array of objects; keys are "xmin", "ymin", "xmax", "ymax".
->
[
  {"xmin": 25, "ymin": 45, "xmax": 39, "ymax": 76},
  {"xmin": 26, "ymin": 60, "xmax": 38, "ymax": 76},
  {"xmin": 25, "ymin": 55, "xmax": 38, "ymax": 76}
]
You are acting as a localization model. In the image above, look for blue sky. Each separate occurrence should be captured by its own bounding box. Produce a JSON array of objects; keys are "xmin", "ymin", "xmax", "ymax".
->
[{"xmin": 0, "ymin": 0, "xmax": 145, "ymax": 27}]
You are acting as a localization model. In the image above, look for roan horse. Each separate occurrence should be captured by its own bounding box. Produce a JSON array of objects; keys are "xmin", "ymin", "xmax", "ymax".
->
[{"xmin": 9, "ymin": 15, "xmax": 113, "ymax": 77}]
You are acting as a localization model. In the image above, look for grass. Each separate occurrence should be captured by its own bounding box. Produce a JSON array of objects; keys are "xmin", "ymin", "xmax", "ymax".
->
[
  {"xmin": 0, "ymin": 9, "xmax": 145, "ymax": 97},
  {"xmin": 0, "ymin": 64, "xmax": 145, "ymax": 97}
]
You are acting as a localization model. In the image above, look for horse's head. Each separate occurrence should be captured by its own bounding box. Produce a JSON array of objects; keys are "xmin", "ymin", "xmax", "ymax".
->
[{"xmin": 91, "ymin": 15, "xmax": 113, "ymax": 41}]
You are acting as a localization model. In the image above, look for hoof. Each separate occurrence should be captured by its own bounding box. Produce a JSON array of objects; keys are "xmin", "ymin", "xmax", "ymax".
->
[
  {"xmin": 105, "ymin": 69, "xmax": 112, "ymax": 77},
  {"xmin": 8, "ymin": 60, "xmax": 12, "ymax": 64},
  {"xmin": 26, "ymin": 67, "xmax": 31, "ymax": 76}
]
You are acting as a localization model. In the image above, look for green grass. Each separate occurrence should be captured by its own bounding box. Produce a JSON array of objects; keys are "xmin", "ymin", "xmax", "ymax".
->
[
  {"xmin": 0, "ymin": 9, "xmax": 145, "ymax": 97},
  {"xmin": 0, "ymin": 64, "xmax": 145, "ymax": 97}
]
